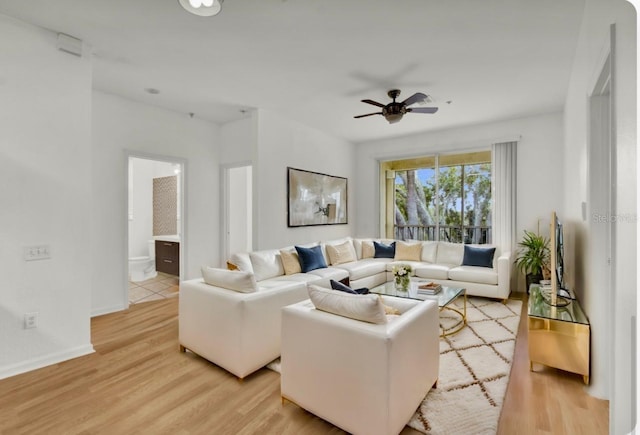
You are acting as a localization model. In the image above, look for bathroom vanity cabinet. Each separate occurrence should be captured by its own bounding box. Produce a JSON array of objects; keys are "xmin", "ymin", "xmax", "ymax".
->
[{"xmin": 155, "ymin": 240, "xmax": 179, "ymax": 276}]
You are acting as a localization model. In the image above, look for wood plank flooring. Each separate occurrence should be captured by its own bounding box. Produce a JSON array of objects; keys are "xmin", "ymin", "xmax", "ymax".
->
[{"xmin": 0, "ymin": 294, "xmax": 608, "ymax": 434}]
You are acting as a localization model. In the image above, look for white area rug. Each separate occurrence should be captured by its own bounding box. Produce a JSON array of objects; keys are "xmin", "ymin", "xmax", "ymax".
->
[
  {"xmin": 408, "ymin": 297, "xmax": 522, "ymax": 435},
  {"xmin": 267, "ymin": 297, "xmax": 522, "ymax": 435}
]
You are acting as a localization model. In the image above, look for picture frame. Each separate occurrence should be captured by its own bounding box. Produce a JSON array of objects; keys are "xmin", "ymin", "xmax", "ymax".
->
[{"xmin": 287, "ymin": 167, "xmax": 348, "ymax": 227}]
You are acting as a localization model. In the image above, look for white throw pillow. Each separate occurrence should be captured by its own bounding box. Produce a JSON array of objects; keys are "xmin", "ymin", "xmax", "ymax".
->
[
  {"xmin": 249, "ymin": 250, "xmax": 285, "ymax": 281},
  {"xmin": 201, "ymin": 267, "xmax": 258, "ymax": 293},
  {"xmin": 436, "ymin": 242, "xmax": 464, "ymax": 266},
  {"xmin": 421, "ymin": 241, "xmax": 438, "ymax": 263},
  {"xmin": 307, "ymin": 285, "xmax": 387, "ymax": 324},
  {"xmin": 325, "ymin": 240, "xmax": 357, "ymax": 265}
]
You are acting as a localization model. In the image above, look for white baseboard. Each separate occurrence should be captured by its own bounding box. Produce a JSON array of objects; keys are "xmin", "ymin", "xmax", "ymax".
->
[
  {"xmin": 0, "ymin": 344, "xmax": 95, "ymax": 380},
  {"xmin": 91, "ymin": 303, "xmax": 128, "ymax": 318}
]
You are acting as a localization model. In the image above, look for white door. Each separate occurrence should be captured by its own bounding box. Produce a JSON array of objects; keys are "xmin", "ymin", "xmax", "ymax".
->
[{"xmin": 225, "ymin": 165, "xmax": 253, "ymax": 259}]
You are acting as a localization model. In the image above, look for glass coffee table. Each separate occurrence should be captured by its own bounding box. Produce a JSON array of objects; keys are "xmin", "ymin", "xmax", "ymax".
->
[{"xmin": 370, "ymin": 280, "xmax": 467, "ymax": 336}]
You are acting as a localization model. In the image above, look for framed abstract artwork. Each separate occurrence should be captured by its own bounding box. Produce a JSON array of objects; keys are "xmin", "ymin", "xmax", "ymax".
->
[{"xmin": 287, "ymin": 167, "xmax": 348, "ymax": 227}]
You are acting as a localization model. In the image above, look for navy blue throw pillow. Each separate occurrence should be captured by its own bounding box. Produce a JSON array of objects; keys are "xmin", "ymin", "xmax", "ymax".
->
[
  {"xmin": 373, "ymin": 241, "xmax": 396, "ymax": 258},
  {"xmin": 330, "ymin": 279, "xmax": 358, "ymax": 294},
  {"xmin": 330, "ymin": 279, "xmax": 370, "ymax": 295},
  {"xmin": 462, "ymin": 245, "xmax": 496, "ymax": 268},
  {"xmin": 295, "ymin": 245, "xmax": 328, "ymax": 273}
]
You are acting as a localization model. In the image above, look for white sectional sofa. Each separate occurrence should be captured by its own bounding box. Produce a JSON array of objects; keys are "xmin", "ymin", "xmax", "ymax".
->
[
  {"xmin": 178, "ymin": 237, "xmax": 510, "ymax": 379},
  {"xmin": 228, "ymin": 237, "xmax": 511, "ymax": 301}
]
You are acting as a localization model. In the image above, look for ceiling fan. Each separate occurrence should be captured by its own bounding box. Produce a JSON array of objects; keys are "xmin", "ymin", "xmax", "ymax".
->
[{"xmin": 354, "ymin": 89, "xmax": 438, "ymax": 124}]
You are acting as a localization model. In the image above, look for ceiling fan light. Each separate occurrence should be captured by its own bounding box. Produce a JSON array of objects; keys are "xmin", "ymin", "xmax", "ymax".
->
[
  {"xmin": 386, "ymin": 114, "xmax": 403, "ymax": 124},
  {"xmin": 178, "ymin": 0, "xmax": 223, "ymax": 16}
]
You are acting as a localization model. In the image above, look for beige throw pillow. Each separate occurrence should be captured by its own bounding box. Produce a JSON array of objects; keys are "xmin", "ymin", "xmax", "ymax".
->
[
  {"xmin": 280, "ymin": 249, "xmax": 302, "ymax": 275},
  {"xmin": 361, "ymin": 241, "xmax": 375, "ymax": 259},
  {"xmin": 326, "ymin": 240, "xmax": 357, "ymax": 265},
  {"xmin": 201, "ymin": 267, "xmax": 258, "ymax": 293},
  {"xmin": 394, "ymin": 241, "xmax": 422, "ymax": 261},
  {"xmin": 307, "ymin": 285, "xmax": 387, "ymax": 324}
]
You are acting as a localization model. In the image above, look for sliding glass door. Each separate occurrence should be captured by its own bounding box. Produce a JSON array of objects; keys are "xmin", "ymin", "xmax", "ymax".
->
[{"xmin": 383, "ymin": 151, "xmax": 491, "ymax": 244}]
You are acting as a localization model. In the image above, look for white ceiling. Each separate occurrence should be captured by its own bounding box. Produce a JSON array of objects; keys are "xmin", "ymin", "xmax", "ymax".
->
[{"xmin": 0, "ymin": 0, "xmax": 585, "ymax": 143}]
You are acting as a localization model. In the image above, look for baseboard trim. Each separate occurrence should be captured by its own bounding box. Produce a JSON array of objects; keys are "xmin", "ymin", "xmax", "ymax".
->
[
  {"xmin": 0, "ymin": 344, "xmax": 95, "ymax": 380},
  {"xmin": 91, "ymin": 303, "xmax": 128, "ymax": 318}
]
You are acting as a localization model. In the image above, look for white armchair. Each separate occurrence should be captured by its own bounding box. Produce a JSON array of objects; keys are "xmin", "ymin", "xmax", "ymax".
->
[
  {"xmin": 179, "ymin": 278, "xmax": 308, "ymax": 379},
  {"xmin": 281, "ymin": 296, "xmax": 439, "ymax": 435}
]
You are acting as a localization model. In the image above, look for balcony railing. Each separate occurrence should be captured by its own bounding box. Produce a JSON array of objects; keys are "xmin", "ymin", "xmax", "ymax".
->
[{"xmin": 394, "ymin": 225, "xmax": 492, "ymax": 244}]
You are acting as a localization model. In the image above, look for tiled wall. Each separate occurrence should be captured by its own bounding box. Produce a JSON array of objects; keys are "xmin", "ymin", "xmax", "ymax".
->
[{"xmin": 153, "ymin": 175, "xmax": 177, "ymax": 235}]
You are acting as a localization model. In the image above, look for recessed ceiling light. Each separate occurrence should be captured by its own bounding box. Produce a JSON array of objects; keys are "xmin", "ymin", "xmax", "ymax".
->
[
  {"xmin": 144, "ymin": 88, "xmax": 160, "ymax": 95},
  {"xmin": 178, "ymin": 0, "xmax": 224, "ymax": 17}
]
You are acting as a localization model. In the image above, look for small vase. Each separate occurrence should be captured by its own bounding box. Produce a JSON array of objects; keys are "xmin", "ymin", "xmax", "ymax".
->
[{"xmin": 394, "ymin": 276, "xmax": 409, "ymax": 293}]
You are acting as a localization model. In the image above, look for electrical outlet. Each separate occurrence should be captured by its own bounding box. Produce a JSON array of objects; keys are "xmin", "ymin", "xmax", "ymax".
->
[
  {"xmin": 24, "ymin": 312, "xmax": 38, "ymax": 329},
  {"xmin": 23, "ymin": 245, "xmax": 51, "ymax": 261}
]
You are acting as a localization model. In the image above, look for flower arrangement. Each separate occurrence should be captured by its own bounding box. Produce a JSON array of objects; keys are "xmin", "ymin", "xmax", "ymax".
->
[{"xmin": 392, "ymin": 264, "xmax": 412, "ymax": 292}]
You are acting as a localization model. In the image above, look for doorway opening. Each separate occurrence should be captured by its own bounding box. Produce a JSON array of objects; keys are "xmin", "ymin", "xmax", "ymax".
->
[{"xmin": 127, "ymin": 155, "xmax": 185, "ymax": 305}]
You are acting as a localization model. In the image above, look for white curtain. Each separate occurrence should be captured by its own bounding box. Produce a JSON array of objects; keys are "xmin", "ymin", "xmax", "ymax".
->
[{"xmin": 491, "ymin": 141, "xmax": 517, "ymax": 257}]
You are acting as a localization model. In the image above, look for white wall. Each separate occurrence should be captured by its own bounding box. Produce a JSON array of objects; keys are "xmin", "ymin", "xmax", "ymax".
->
[
  {"xmin": 355, "ymin": 111, "xmax": 565, "ymax": 292},
  {"xmin": 0, "ymin": 14, "xmax": 94, "ymax": 378},
  {"xmin": 91, "ymin": 91, "xmax": 220, "ymax": 316},
  {"xmin": 563, "ymin": 0, "xmax": 636, "ymax": 431},
  {"xmin": 254, "ymin": 110, "xmax": 357, "ymax": 249}
]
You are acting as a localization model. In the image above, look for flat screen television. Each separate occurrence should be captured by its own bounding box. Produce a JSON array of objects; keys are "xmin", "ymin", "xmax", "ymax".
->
[{"xmin": 550, "ymin": 211, "xmax": 571, "ymax": 305}]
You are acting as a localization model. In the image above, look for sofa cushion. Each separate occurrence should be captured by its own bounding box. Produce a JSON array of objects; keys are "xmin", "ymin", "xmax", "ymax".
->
[
  {"xmin": 332, "ymin": 258, "xmax": 389, "ymax": 281},
  {"xmin": 436, "ymin": 242, "xmax": 464, "ymax": 266},
  {"xmin": 307, "ymin": 285, "xmax": 387, "ymax": 324},
  {"xmin": 201, "ymin": 267, "xmax": 258, "ymax": 293},
  {"xmin": 374, "ymin": 241, "xmax": 396, "ymax": 258},
  {"xmin": 325, "ymin": 240, "xmax": 357, "ymax": 265},
  {"xmin": 448, "ymin": 265, "xmax": 498, "ymax": 285},
  {"xmin": 361, "ymin": 241, "xmax": 375, "ymax": 259},
  {"xmin": 462, "ymin": 245, "xmax": 496, "ymax": 268},
  {"xmin": 280, "ymin": 249, "xmax": 302, "ymax": 275},
  {"xmin": 394, "ymin": 241, "xmax": 422, "ymax": 261},
  {"xmin": 386, "ymin": 260, "xmax": 423, "ymax": 275},
  {"xmin": 421, "ymin": 241, "xmax": 438, "ymax": 263},
  {"xmin": 414, "ymin": 264, "xmax": 452, "ymax": 280},
  {"xmin": 306, "ymin": 266, "xmax": 349, "ymax": 281},
  {"xmin": 295, "ymin": 245, "xmax": 328, "ymax": 273},
  {"xmin": 270, "ymin": 273, "xmax": 322, "ymax": 284},
  {"xmin": 249, "ymin": 250, "xmax": 285, "ymax": 281}
]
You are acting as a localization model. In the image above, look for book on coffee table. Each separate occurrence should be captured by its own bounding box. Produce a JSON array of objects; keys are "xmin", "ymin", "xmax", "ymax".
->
[{"xmin": 417, "ymin": 282, "xmax": 442, "ymax": 295}]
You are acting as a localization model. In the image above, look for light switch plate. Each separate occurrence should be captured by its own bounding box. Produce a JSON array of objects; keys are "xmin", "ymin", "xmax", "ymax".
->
[{"xmin": 23, "ymin": 245, "xmax": 51, "ymax": 261}]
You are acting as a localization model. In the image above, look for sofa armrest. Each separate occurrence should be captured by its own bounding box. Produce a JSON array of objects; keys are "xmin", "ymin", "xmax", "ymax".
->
[
  {"xmin": 497, "ymin": 251, "xmax": 511, "ymax": 299},
  {"xmin": 179, "ymin": 278, "xmax": 307, "ymax": 378}
]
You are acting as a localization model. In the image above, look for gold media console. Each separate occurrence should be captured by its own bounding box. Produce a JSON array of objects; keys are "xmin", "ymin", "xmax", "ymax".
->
[{"xmin": 528, "ymin": 284, "xmax": 590, "ymax": 384}]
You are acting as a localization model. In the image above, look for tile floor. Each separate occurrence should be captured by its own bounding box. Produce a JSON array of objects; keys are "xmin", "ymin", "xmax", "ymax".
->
[{"xmin": 129, "ymin": 272, "xmax": 180, "ymax": 305}]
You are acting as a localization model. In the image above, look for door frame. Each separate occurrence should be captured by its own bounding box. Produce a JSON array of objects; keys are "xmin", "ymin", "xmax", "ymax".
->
[{"xmin": 125, "ymin": 151, "xmax": 187, "ymax": 306}]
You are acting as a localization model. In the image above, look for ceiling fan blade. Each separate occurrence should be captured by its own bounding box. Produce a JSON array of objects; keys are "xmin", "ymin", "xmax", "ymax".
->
[
  {"xmin": 361, "ymin": 99, "xmax": 386, "ymax": 108},
  {"xmin": 354, "ymin": 112, "xmax": 383, "ymax": 119},
  {"xmin": 402, "ymin": 92, "xmax": 428, "ymax": 106},
  {"xmin": 407, "ymin": 107, "xmax": 439, "ymax": 114}
]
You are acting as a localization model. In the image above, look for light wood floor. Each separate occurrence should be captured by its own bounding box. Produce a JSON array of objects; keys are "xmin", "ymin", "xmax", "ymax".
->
[{"xmin": 0, "ymin": 294, "xmax": 608, "ymax": 434}]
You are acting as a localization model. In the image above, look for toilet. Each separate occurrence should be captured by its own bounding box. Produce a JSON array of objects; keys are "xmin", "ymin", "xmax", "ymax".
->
[{"xmin": 129, "ymin": 240, "xmax": 157, "ymax": 282}]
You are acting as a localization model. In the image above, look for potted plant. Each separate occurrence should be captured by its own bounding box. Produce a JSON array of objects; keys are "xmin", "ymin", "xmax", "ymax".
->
[{"xmin": 514, "ymin": 230, "xmax": 550, "ymax": 293}]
